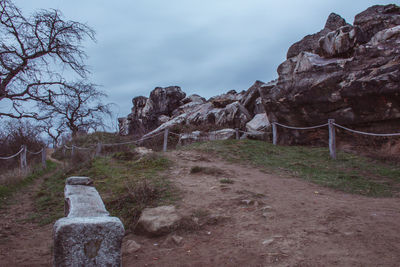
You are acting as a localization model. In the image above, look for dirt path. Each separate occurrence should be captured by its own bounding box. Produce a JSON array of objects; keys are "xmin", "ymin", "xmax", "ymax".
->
[
  {"xmin": 0, "ymin": 175, "xmax": 53, "ymax": 266},
  {"xmin": 123, "ymin": 150, "xmax": 400, "ymax": 267},
  {"xmin": 0, "ymin": 150, "xmax": 62, "ymax": 266},
  {"xmin": 1, "ymin": 149, "xmax": 399, "ymax": 266}
]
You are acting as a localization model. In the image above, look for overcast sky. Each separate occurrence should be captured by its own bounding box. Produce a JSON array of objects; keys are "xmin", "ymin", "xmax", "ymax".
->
[{"xmin": 13, "ymin": 0, "xmax": 396, "ymax": 121}]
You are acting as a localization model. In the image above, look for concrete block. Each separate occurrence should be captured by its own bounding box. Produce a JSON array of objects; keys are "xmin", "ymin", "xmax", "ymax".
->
[
  {"xmin": 54, "ymin": 176, "xmax": 125, "ymax": 266},
  {"xmin": 54, "ymin": 217, "xmax": 124, "ymax": 267}
]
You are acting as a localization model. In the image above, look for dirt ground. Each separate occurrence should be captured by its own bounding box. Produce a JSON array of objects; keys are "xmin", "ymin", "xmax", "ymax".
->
[{"xmin": 1, "ymin": 150, "xmax": 400, "ymax": 266}]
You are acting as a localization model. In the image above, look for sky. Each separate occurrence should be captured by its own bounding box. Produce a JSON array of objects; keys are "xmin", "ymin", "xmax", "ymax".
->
[{"xmin": 13, "ymin": 0, "xmax": 397, "ymax": 124}]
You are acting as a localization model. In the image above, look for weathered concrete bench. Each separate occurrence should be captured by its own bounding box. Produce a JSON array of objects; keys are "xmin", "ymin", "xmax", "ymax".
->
[{"xmin": 53, "ymin": 177, "xmax": 125, "ymax": 267}]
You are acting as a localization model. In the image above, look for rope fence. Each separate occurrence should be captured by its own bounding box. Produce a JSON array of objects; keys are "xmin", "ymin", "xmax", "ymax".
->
[
  {"xmin": 15, "ymin": 117, "xmax": 396, "ymax": 165},
  {"xmin": 272, "ymin": 119, "xmax": 400, "ymax": 159},
  {"xmin": 0, "ymin": 145, "xmax": 47, "ymax": 170}
]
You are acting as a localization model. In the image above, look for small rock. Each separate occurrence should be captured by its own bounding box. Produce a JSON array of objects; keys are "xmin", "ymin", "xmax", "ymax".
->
[
  {"xmin": 262, "ymin": 238, "xmax": 274, "ymax": 245},
  {"xmin": 260, "ymin": 206, "xmax": 273, "ymax": 211},
  {"xmin": 241, "ymin": 199, "xmax": 254, "ymax": 205},
  {"xmin": 124, "ymin": 240, "xmax": 141, "ymax": 254},
  {"xmin": 171, "ymin": 235, "xmax": 183, "ymax": 245},
  {"xmin": 262, "ymin": 212, "xmax": 268, "ymax": 218}
]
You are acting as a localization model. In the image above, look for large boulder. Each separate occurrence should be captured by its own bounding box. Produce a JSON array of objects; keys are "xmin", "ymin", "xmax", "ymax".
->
[
  {"xmin": 123, "ymin": 86, "xmax": 186, "ymax": 136},
  {"xmin": 261, "ymin": 4, "xmax": 400, "ymax": 134}
]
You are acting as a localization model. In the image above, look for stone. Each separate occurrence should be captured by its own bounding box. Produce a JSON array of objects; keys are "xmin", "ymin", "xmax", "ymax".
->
[
  {"xmin": 54, "ymin": 217, "xmax": 125, "ymax": 267},
  {"xmin": 209, "ymin": 128, "xmax": 236, "ymax": 140},
  {"xmin": 171, "ymin": 235, "xmax": 183, "ymax": 245},
  {"xmin": 246, "ymin": 113, "xmax": 270, "ymax": 132},
  {"xmin": 261, "ymin": 4, "xmax": 400, "ymax": 141},
  {"xmin": 286, "ymin": 13, "xmax": 349, "ymax": 58},
  {"xmin": 117, "ymin": 117, "xmax": 129, "ymax": 136},
  {"xmin": 123, "ymin": 240, "xmax": 141, "ymax": 254},
  {"xmin": 262, "ymin": 238, "xmax": 274, "ymax": 245},
  {"xmin": 136, "ymin": 206, "xmax": 181, "ymax": 236},
  {"xmin": 134, "ymin": 147, "xmax": 153, "ymax": 157},
  {"xmin": 66, "ymin": 176, "xmax": 93, "ymax": 186},
  {"xmin": 158, "ymin": 115, "xmax": 170, "ymax": 124},
  {"xmin": 209, "ymin": 90, "xmax": 243, "ymax": 108},
  {"xmin": 64, "ymin": 184, "xmax": 109, "ymax": 218},
  {"xmin": 54, "ymin": 177, "xmax": 125, "ymax": 267},
  {"xmin": 240, "ymin": 81, "xmax": 266, "ymax": 116},
  {"xmin": 354, "ymin": 4, "xmax": 400, "ymax": 42}
]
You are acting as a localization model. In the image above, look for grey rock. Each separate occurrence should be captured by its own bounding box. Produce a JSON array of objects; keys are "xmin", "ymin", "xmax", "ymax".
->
[
  {"xmin": 53, "ymin": 217, "xmax": 124, "ymax": 267},
  {"xmin": 354, "ymin": 4, "xmax": 400, "ymax": 43},
  {"xmin": 136, "ymin": 206, "xmax": 181, "ymax": 236},
  {"xmin": 54, "ymin": 177, "xmax": 125, "ymax": 267},
  {"xmin": 287, "ymin": 13, "xmax": 349, "ymax": 58},
  {"xmin": 209, "ymin": 128, "xmax": 236, "ymax": 140},
  {"xmin": 123, "ymin": 240, "xmax": 141, "ymax": 254},
  {"xmin": 261, "ymin": 4, "xmax": 400, "ymax": 143},
  {"xmin": 246, "ymin": 113, "xmax": 270, "ymax": 132},
  {"xmin": 171, "ymin": 235, "xmax": 183, "ymax": 245},
  {"xmin": 262, "ymin": 238, "xmax": 274, "ymax": 245},
  {"xmin": 66, "ymin": 176, "xmax": 93, "ymax": 186}
]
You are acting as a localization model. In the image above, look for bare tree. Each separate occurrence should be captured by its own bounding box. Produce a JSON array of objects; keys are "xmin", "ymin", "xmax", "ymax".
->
[
  {"xmin": 0, "ymin": 0, "xmax": 95, "ymax": 119},
  {"xmin": 43, "ymin": 81, "xmax": 111, "ymax": 138},
  {"xmin": 38, "ymin": 118, "xmax": 66, "ymax": 148}
]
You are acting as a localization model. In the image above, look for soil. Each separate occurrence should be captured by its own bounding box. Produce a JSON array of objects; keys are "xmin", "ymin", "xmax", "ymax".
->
[{"xmin": 1, "ymin": 149, "xmax": 400, "ymax": 266}]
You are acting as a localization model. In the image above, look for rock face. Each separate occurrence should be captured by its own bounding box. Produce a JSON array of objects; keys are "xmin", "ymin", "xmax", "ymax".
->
[
  {"xmin": 125, "ymin": 86, "xmax": 186, "ymax": 136},
  {"xmin": 120, "ymin": 86, "xmax": 260, "ymax": 137},
  {"xmin": 261, "ymin": 4, "xmax": 400, "ymax": 133}
]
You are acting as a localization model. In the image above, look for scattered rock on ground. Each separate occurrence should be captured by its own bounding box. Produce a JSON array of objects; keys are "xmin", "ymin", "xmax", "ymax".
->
[{"xmin": 136, "ymin": 206, "xmax": 181, "ymax": 236}]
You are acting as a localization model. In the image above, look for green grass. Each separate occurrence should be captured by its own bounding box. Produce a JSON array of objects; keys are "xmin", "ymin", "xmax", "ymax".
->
[
  {"xmin": 183, "ymin": 139, "xmax": 400, "ymax": 197},
  {"xmin": 190, "ymin": 166, "xmax": 225, "ymax": 175},
  {"xmin": 0, "ymin": 161, "xmax": 57, "ymax": 209},
  {"xmin": 33, "ymin": 152, "xmax": 179, "ymax": 229},
  {"xmin": 220, "ymin": 178, "xmax": 234, "ymax": 184}
]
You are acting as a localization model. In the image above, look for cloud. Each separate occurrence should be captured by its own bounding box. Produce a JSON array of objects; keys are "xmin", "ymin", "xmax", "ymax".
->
[{"xmin": 13, "ymin": 0, "xmax": 397, "ymax": 120}]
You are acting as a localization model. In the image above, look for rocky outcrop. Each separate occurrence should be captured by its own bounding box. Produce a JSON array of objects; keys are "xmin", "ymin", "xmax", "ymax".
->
[
  {"xmin": 121, "ymin": 86, "xmax": 259, "ymax": 137},
  {"xmin": 119, "ymin": 4, "xmax": 399, "ymax": 140},
  {"xmin": 124, "ymin": 86, "xmax": 186, "ymax": 136},
  {"xmin": 261, "ymin": 4, "xmax": 400, "ymax": 133},
  {"xmin": 286, "ymin": 13, "xmax": 349, "ymax": 59}
]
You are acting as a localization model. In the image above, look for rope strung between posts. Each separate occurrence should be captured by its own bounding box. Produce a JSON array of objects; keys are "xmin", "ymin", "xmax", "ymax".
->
[
  {"xmin": 333, "ymin": 123, "xmax": 400, "ymax": 137},
  {"xmin": 102, "ymin": 130, "xmax": 165, "ymax": 146},
  {"xmin": 26, "ymin": 148, "xmax": 44, "ymax": 155},
  {"xmin": 274, "ymin": 122, "xmax": 329, "ymax": 130},
  {"xmin": 0, "ymin": 147, "xmax": 24, "ymax": 160}
]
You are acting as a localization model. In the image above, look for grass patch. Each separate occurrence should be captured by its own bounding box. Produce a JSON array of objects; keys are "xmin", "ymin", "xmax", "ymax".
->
[
  {"xmin": 183, "ymin": 139, "xmax": 400, "ymax": 197},
  {"xmin": 33, "ymin": 153, "xmax": 179, "ymax": 230},
  {"xmin": 220, "ymin": 178, "xmax": 234, "ymax": 184},
  {"xmin": 0, "ymin": 161, "xmax": 57, "ymax": 209},
  {"xmin": 190, "ymin": 166, "xmax": 224, "ymax": 176}
]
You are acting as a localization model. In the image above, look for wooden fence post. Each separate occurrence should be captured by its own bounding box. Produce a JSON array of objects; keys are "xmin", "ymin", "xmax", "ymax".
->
[
  {"xmin": 42, "ymin": 148, "xmax": 47, "ymax": 169},
  {"xmin": 235, "ymin": 128, "xmax": 239, "ymax": 140},
  {"xmin": 20, "ymin": 145, "xmax": 27, "ymax": 170},
  {"xmin": 96, "ymin": 143, "xmax": 102, "ymax": 156},
  {"xmin": 328, "ymin": 119, "xmax": 336, "ymax": 159},
  {"xmin": 272, "ymin": 123, "xmax": 277, "ymax": 145},
  {"xmin": 163, "ymin": 128, "xmax": 169, "ymax": 152}
]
